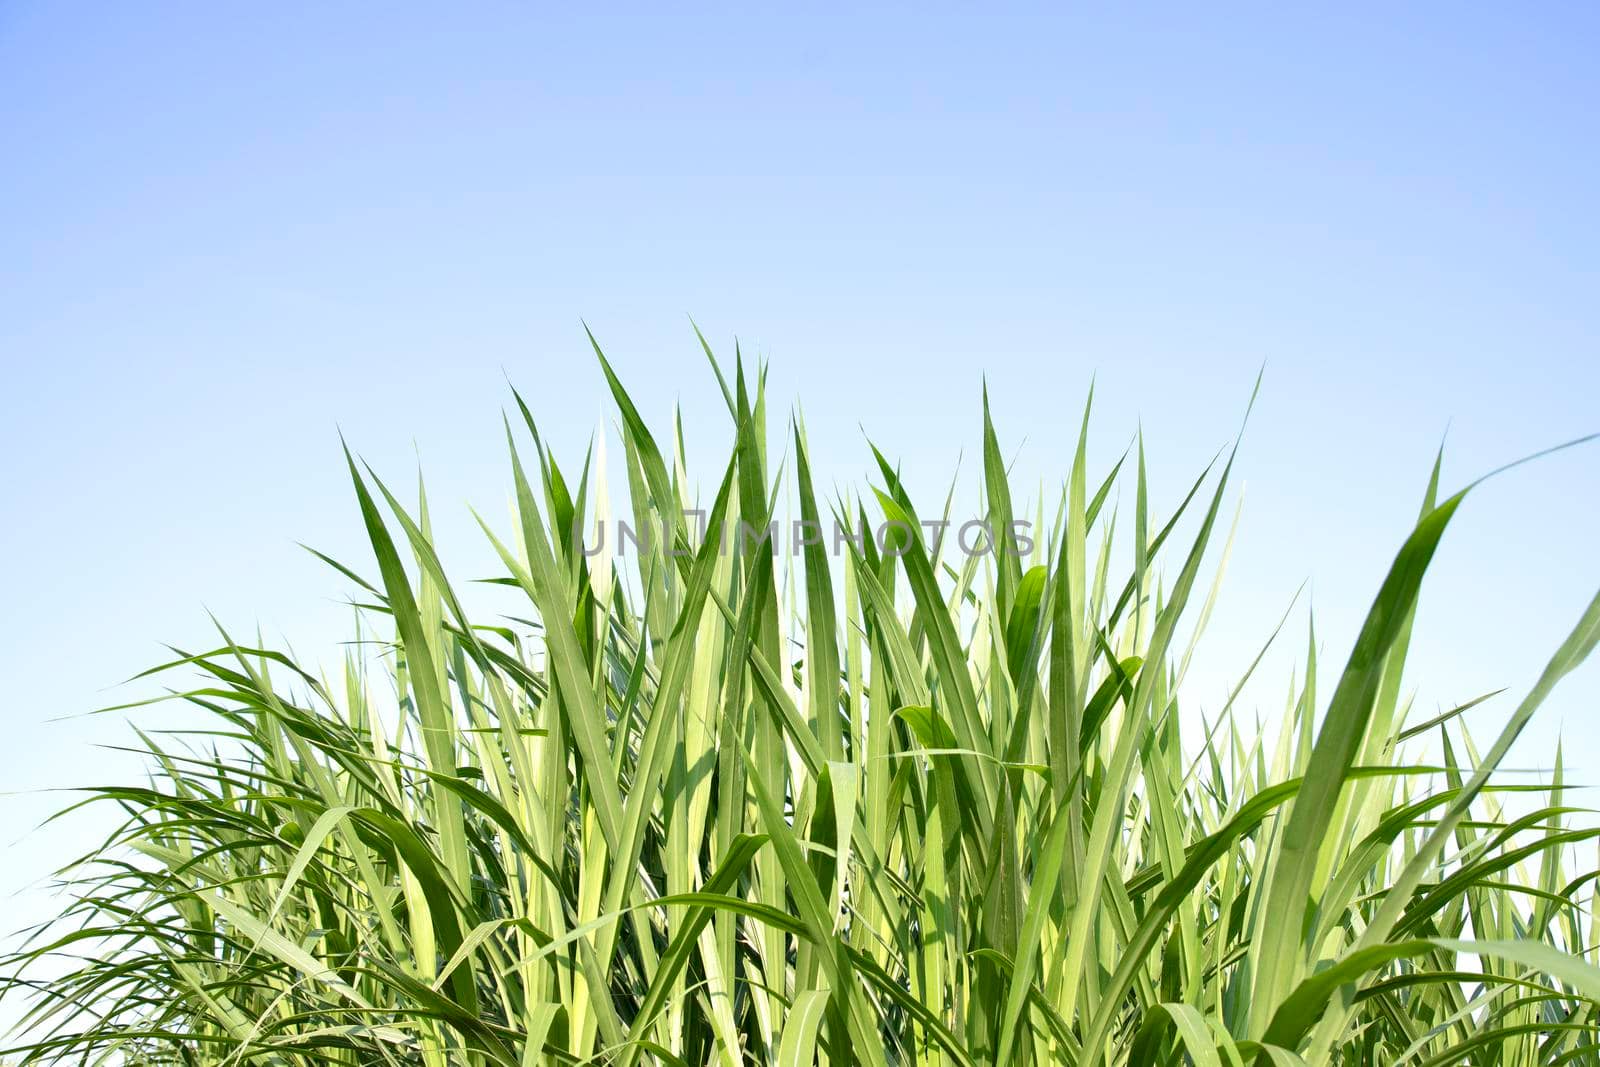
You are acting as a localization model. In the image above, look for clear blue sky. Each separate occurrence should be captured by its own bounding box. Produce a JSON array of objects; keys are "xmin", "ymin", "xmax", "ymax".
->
[{"xmin": 2, "ymin": 3, "xmax": 1598, "ymax": 970}]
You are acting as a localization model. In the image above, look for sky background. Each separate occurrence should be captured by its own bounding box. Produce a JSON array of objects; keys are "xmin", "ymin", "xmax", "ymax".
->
[{"xmin": 2, "ymin": 1, "xmax": 1598, "ymax": 1012}]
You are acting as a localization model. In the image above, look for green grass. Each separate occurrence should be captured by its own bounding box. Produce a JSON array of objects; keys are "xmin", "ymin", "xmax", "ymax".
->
[{"xmin": 5, "ymin": 334, "xmax": 1600, "ymax": 1065}]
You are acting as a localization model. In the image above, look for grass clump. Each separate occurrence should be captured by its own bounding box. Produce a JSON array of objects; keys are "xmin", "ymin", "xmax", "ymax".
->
[{"xmin": 4, "ymin": 333, "xmax": 1600, "ymax": 1065}]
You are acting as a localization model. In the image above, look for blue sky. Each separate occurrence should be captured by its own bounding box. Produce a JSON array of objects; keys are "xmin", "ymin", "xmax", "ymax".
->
[{"xmin": 2, "ymin": 2, "xmax": 1598, "ymax": 975}]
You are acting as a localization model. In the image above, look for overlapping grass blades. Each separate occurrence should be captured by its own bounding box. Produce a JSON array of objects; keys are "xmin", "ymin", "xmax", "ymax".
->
[{"xmin": 5, "ymin": 338, "xmax": 1599, "ymax": 1065}]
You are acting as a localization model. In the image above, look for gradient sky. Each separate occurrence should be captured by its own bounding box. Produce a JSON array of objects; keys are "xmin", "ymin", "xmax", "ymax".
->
[{"xmin": 3, "ymin": 3, "xmax": 1598, "ymax": 993}]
